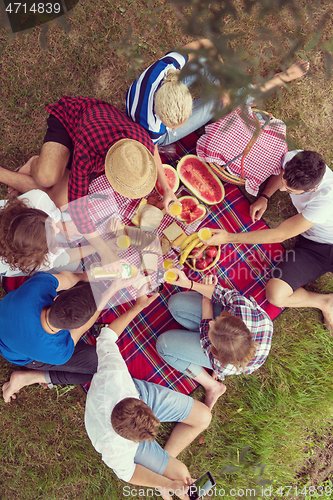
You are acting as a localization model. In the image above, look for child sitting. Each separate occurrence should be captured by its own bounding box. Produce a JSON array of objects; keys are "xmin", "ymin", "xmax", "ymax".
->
[{"xmin": 156, "ymin": 270, "xmax": 273, "ymax": 410}]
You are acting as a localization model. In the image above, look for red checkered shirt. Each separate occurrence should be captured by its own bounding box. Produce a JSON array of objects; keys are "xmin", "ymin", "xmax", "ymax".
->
[
  {"xmin": 46, "ymin": 96, "xmax": 154, "ymax": 233},
  {"xmin": 200, "ymin": 285, "xmax": 273, "ymax": 380}
]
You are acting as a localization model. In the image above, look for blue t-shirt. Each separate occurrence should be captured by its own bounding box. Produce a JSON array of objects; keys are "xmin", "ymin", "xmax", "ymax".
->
[
  {"xmin": 126, "ymin": 52, "xmax": 188, "ymax": 144},
  {"xmin": 0, "ymin": 272, "xmax": 75, "ymax": 365}
]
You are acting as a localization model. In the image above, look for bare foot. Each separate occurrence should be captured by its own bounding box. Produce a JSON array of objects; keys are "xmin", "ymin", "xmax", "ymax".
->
[
  {"xmin": 276, "ymin": 60, "xmax": 309, "ymax": 83},
  {"xmin": 204, "ymin": 382, "xmax": 227, "ymax": 410},
  {"xmin": 2, "ymin": 370, "xmax": 45, "ymax": 402},
  {"xmin": 7, "ymin": 155, "xmax": 39, "ymax": 195}
]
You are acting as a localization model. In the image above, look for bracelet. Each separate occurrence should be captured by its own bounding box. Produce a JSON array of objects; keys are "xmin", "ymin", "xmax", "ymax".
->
[
  {"xmin": 259, "ymin": 193, "xmax": 270, "ymax": 202},
  {"xmin": 190, "ymin": 280, "xmax": 194, "ymax": 290}
]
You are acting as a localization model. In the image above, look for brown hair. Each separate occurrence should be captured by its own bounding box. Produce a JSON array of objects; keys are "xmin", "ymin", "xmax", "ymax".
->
[
  {"xmin": 111, "ymin": 397, "xmax": 160, "ymax": 442},
  {"xmin": 49, "ymin": 282, "xmax": 101, "ymax": 330},
  {"xmin": 0, "ymin": 196, "xmax": 58, "ymax": 274},
  {"xmin": 283, "ymin": 150, "xmax": 326, "ymax": 191},
  {"xmin": 209, "ymin": 314, "xmax": 258, "ymax": 372}
]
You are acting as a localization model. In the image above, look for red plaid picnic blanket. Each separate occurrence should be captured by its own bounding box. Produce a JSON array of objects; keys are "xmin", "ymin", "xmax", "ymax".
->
[
  {"xmin": 196, "ymin": 106, "xmax": 287, "ymax": 196},
  {"xmin": 1, "ymin": 130, "xmax": 285, "ymax": 395},
  {"xmin": 83, "ymin": 131, "xmax": 285, "ymax": 393}
]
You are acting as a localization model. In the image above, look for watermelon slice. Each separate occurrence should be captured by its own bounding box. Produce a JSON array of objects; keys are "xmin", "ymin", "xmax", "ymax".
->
[
  {"xmin": 177, "ymin": 155, "xmax": 225, "ymax": 205},
  {"xmin": 177, "ymin": 195, "xmax": 206, "ymax": 225},
  {"xmin": 155, "ymin": 164, "xmax": 179, "ymax": 197}
]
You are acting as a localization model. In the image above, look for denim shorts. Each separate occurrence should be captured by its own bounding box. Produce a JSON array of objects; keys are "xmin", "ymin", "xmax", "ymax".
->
[{"xmin": 133, "ymin": 379, "xmax": 193, "ymax": 475}]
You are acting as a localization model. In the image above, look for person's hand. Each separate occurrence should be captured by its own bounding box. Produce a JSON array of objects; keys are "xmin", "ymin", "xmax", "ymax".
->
[
  {"xmin": 201, "ymin": 274, "xmax": 218, "ymax": 286},
  {"xmin": 135, "ymin": 284, "xmax": 159, "ymax": 310},
  {"xmin": 249, "ymin": 197, "xmax": 268, "ymax": 223},
  {"xmin": 58, "ymin": 219, "xmax": 84, "ymax": 242},
  {"xmin": 200, "ymin": 228, "xmax": 230, "ymax": 246},
  {"xmin": 158, "ymin": 477, "xmax": 192, "ymax": 500},
  {"xmin": 163, "ymin": 187, "xmax": 178, "ymax": 215},
  {"xmin": 168, "ymin": 268, "xmax": 192, "ymax": 289},
  {"xmin": 101, "ymin": 272, "xmax": 142, "ymax": 302}
]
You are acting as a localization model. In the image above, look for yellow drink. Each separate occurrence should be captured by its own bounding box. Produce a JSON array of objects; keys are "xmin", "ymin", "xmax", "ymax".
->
[
  {"xmin": 116, "ymin": 235, "xmax": 130, "ymax": 249},
  {"xmin": 169, "ymin": 202, "xmax": 182, "ymax": 216},
  {"xmin": 163, "ymin": 259, "xmax": 174, "ymax": 270},
  {"xmin": 164, "ymin": 270, "xmax": 178, "ymax": 283},
  {"xmin": 198, "ymin": 227, "xmax": 212, "ymax": 241},
  {"xmin": 90, "ymin": 263, "xmax": 138, "ymax": 280}
]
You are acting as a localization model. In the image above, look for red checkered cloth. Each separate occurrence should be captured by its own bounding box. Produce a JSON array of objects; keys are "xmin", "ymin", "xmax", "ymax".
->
[
  {"xmin": 46, "ymin": 96, "xmax": 154, "ymax": 234},
  {"xmin": 81, "ymin": 132, "xmax": 285, "ymax": 393},
  {"xmin": 196, "ymin": 106, "xmax": 287, "ymax": 196},
  {"xmin": 1, "ymin": 131, "xmax": 285, "ymax": 395}
]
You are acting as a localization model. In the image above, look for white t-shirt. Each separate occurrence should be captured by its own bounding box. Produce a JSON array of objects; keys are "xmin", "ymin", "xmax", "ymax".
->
[
  {"xmin": 84, "ymin": 327, "xmax": 140, "ymax": 482},
  {"xmin": 283, "ymin": 151, "xmax": 333, "ymax": 244},
  {"xmin": 0, "ymin": 190, "xmax": 70, "ymax": 276}
]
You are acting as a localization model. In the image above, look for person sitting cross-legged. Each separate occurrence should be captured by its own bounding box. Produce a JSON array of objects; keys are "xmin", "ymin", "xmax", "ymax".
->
[
  {"xmin": 203, "ymin": 150, "xmax": 333, "ymax": 334},
  {"xmin": 156, "ymin": 271, "xmax": 273, "ymax": 410},
  {"xmin": 84, "ymin": 288, "xmax": 212, "ymax": 500},
  {"xmin": 1, "ymin": 272, "xmax": 138, "ymax": 403}
]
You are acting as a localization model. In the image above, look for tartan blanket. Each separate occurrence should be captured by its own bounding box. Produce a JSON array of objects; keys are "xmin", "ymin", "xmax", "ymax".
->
[{"xmin": 1, "ymin": 131, "xmax": 285, "ymax": 395}]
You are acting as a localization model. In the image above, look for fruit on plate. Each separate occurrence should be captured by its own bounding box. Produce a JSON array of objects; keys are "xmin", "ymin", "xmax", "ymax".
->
[
  {"xmin": 155, "ymin": 164, "xmax": 179, "ymax": 197},
  {"xmin": 205, "ymin": 246, "xmax": 218, "ymax": 258},
  {"xmin": 177, "ymin": 155, "xmax": 225, "ymax": 205},
  {"xmin": 196, "ymin": 256, "xmax": 214, "ymax": 270},
  {"xmin": 189, "ymin": 246, "xmax": 204, "ymax": 259},
  {"xmin": 183, "ymin": 237, "xmax": 220, "ymax": 271},
  {"xmin": 179, "ymin": 230, "xmax": 219, "ymax": 268},
  {"xmin": 177, "ymin": 196, "xmax": 206, "ymax": 225},
  {"xmin": 179, "ymin": 235, "xmax": 201, "ymax": 265}
]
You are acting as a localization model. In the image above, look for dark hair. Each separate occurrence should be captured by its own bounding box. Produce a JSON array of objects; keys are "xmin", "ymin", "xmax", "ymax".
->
[
  {"xmin": 209, "ymin": 313, "xmax": 258, "ymax": 372},
  {"xmin": 49, "ymin": 282, "xmax": 101, "ymax": 329},
  {"xmin": 111, "ymin": 397, "xmax": 160, "ymax": 442},
  {"xmin": 283, "ymin": 151, "xmax": 326, "ymax": 191},
  {"xmin": 0, "ymin": 196, "xmax": 58, "ymax": 274}
]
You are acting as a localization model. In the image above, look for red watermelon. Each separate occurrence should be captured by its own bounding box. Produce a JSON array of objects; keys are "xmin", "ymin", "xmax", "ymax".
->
[
  {"xmin": 177, "ymin": 155, "xmax": 225, "ymax": 205},
  {"xmin": 155, "ymin": 164, "xmax": 179, "ymax": 197},
  {"xmin": 177, "ymin": 196, "xmax": 206, "ymax": 225}
]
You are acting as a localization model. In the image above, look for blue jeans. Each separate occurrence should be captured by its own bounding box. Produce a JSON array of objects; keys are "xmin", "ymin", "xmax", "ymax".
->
[
  {"xmin": 156, "ymin": 292, "xmax": 222, "ymax": 378},
  {"xmin": 158, "ymin": 61, "xmax": 222, "ymax": 146}
]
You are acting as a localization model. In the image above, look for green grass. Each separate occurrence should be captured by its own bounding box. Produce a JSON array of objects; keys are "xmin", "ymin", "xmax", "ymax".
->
[{"xmin": 1, "ymin": 0, "xmax": 333, "ymax": 499}]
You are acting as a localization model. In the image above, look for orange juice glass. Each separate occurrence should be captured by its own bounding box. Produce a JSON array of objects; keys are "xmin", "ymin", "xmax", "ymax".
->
[
  {"xmin": 116, "ymin": 235, "xmax": 130, "ymax": 249},
  {"xmin": 198, "ymin": 227, "xmax": 212, "ymax": 241},
  {"xmin": 163, "ymin": 259, "xmax": 174, "ymax": 270},
  {"xmin": 164, "ymin": 270, "xmax": 178, "ymax": 283},
  {"xmin": 169, "ymin": 202, "xmax": 182, "ymax": 216}
]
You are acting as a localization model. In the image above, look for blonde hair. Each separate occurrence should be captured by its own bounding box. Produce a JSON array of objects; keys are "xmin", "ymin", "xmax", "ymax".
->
[
  {"xmin": 154, "ymin": 68, "xmax": 192, "ymax": 128},
  {"xmin": 209, "ymin": 314, "xmax": 259, "ymax": 373}
]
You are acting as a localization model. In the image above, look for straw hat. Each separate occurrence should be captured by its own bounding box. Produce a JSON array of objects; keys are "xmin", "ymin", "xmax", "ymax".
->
[{"xmin": 105, "ymin": 139, "xmax": 157, "ymax": 199}]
